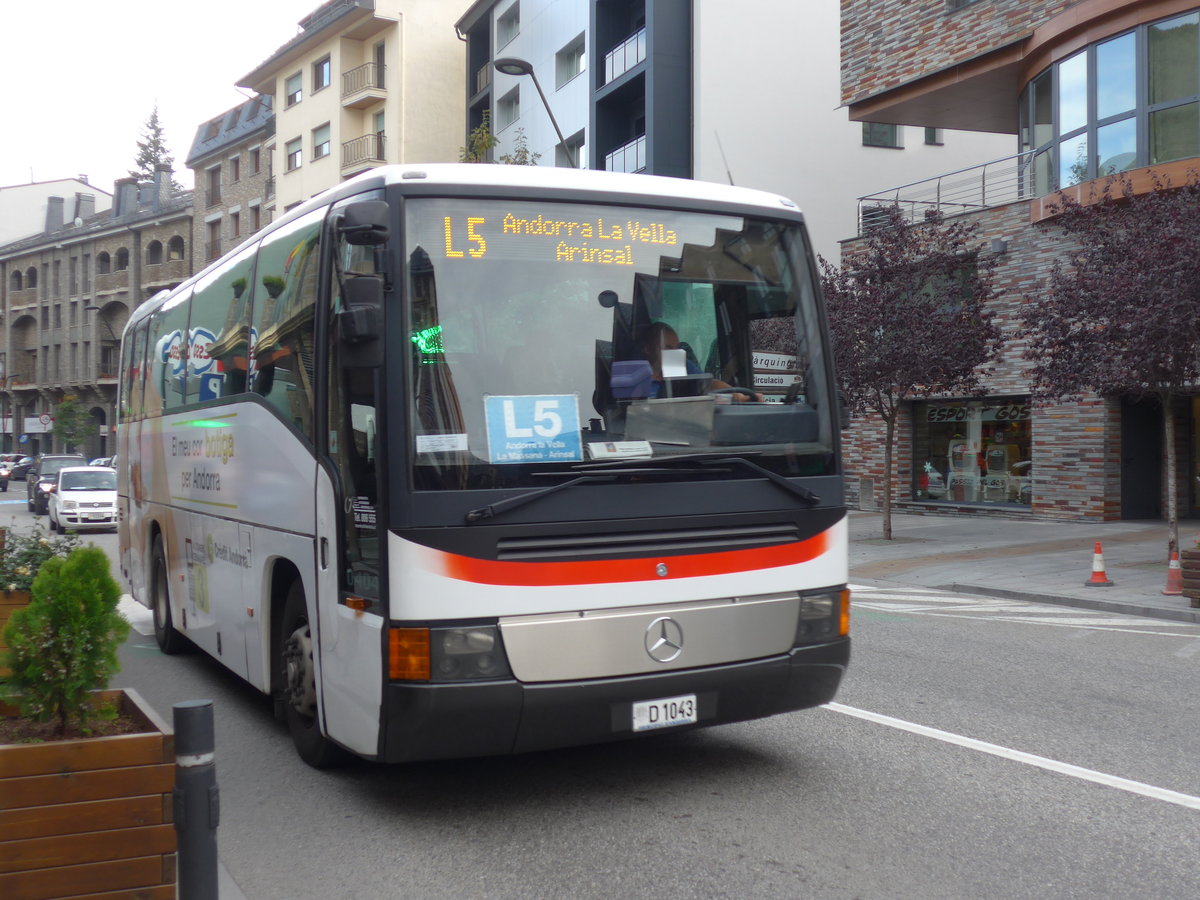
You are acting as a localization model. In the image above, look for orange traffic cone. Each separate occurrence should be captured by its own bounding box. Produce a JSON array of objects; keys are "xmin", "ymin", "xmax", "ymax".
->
[
  {"xmin": 1163, "ymin": 550, "xmax": 1183, "ymax": 595},
  {"xmin": 1085, "ymin": 541, "xmax": 1114, "ymax": 586}
]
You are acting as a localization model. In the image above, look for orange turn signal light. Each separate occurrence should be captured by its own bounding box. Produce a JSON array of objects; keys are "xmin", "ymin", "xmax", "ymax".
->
[
  {"xmin": 389, "ymin": 627, "xmax": 431, "ymax": 681},
  {"xmin": 838, "ymin": 589, "xmax": 851, "ymax": 636}
]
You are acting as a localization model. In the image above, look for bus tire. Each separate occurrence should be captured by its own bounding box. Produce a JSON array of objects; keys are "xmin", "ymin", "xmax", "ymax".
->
[
  {"xmin": 279, "ymin": 580, "xmax": 345, "ymax": 768},
  {"xmin": 151, "ymin": 536, "xmax": 188, "ymax": 655}
]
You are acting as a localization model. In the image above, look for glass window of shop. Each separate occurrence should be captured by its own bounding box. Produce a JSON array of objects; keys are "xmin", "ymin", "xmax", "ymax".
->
[
  {"xmin": 913, "ymin": 398, "xmax": 1033, "ymax": 507},
  {"xmin": 1019, "ymin": 11, "xmax": 1200, "ymax": 192}
]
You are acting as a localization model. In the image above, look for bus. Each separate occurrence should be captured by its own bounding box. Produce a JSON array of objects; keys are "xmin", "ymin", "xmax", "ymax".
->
[{"xmin": 117, "ymin": 164, "xmax": 849, "ymax": 767}]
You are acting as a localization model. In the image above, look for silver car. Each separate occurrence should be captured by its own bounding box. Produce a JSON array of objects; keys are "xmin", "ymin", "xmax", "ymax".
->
[{"xmin": 47, "ymin": 466, "xmax": 118, "ymax": 533}]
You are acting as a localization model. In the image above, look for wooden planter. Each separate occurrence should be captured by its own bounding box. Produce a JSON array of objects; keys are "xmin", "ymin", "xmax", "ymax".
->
[
  {"xmin": 1181, "ymin": 550, "xmax": 1200, "ymax": 608},
  {"xmin": 0, "ymin": 689, "xmax": 176, "ymax": 899},
  {"xmin": 0, "ymin": 590, "xmax": 32, "ymax": 678}
]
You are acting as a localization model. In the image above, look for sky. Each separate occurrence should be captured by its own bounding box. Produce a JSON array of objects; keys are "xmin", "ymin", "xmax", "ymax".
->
[{"xmin": 0, "ymin": 0, "xmax": 327, "ymax": 192}]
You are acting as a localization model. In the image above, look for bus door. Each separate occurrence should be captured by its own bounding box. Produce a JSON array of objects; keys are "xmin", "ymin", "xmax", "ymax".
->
[{"xmin": 314, "ymin": 196, "xmax": 385, "ymax": 756}]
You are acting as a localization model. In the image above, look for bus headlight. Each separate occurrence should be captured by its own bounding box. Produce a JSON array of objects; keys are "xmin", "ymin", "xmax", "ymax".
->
[
  {"xmin": 389, "ymin": 624, "xmax": 512, "ymax": 682},
  {"xmin": 794, "ymin": 589, "xmax": 850, "ymax": 645}
]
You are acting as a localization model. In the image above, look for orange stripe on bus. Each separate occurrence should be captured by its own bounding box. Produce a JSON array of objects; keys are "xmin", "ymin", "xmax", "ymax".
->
[{"xmin": 436, "ymin": 529, "xmax": 832, "ymax": 587}]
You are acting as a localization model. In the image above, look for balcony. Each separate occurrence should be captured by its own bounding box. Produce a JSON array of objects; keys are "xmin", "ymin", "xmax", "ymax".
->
[
  {"xmin": 264, "ymin": 176, "xmax": 276, "ymax": 201},
  {"xmin": 856, "ymin": 150, "xmax": 1037, "ymax": 234},
  {"xmin": 604, "ymin": 27, "xmax": 646, "ymax": 85},
  {"xmin": 342, "ymin": 132, "xmax": 386, "ymax": 172},
  {"xmin": 474, "ymin": 62, "xmax": 492, "ymax": 97},
  {"xmin": 605, "ymin": 134, "xmax": 646, "ymax": 174},
  {"xmin": 342, "ymin": 62, "xmax": 386, "ymax": 109}
]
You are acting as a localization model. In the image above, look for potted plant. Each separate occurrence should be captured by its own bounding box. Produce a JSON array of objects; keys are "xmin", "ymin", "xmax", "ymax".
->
[
  {"xmin": 1181, "ymin": 533, "xmax": 1200, "ymax": 609},
  {"xmin": 0, "ymin": 522, "xmax": 79, "ymax": 677},
  {"xmin": 0, "ymin": 544, "xmax": 176, "ymax": 897}
]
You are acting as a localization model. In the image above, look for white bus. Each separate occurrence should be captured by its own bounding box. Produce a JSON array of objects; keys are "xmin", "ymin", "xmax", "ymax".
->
[{"xmin": 118, "ymin": 164, "xmax": 849, "ymax": 767}]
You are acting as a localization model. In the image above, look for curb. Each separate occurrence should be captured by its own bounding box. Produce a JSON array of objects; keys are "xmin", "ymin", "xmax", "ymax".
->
[{"xmin": 943, "ymin": 584, "xmax": 1200, "ymax": 625}]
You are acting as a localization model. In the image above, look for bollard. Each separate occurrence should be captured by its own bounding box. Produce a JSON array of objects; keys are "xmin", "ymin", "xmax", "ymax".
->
[{"xmin": 174, "ymin": 699, "xmax": 219, "ymax": 900}]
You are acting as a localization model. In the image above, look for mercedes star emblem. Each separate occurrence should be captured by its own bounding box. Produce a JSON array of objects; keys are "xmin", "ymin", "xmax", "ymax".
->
[{"xmin": 645, "ymin": 616, "xmax": 684, "ymax": 663}]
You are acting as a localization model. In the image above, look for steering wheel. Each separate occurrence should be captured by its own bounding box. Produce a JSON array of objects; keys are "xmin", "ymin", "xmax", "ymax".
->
[{"xmin": 709, "ymin": 387, "xmax": 749, "ymax": 404}]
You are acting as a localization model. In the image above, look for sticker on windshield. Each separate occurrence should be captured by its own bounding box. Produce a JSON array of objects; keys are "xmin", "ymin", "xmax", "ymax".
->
[{"xmin": 484, "ymin": 395, "xmax": 583, "ymax": 464}]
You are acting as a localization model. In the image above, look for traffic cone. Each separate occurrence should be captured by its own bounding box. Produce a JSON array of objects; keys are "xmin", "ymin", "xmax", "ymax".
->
[
  {"xmin": 1163, "ymin": 550, "xmax": 1183, "ymax": 595},
  {"xmin": 1084, "ymin": 541, "xmax": 1114, "ymax": 586}
]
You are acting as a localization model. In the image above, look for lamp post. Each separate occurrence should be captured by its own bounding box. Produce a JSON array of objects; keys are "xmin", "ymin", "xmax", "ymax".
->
[{"xmin": 493, "ymin": 56, "xmax": 578, "ymax": 169}]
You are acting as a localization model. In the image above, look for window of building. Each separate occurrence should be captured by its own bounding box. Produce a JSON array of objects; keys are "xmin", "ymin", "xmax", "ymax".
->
[
  {"xmin": 863, "ymin": 122, "xmax": 902, "ymax": 148},
  {"xmin": 96, "ymin": 252, "xmax": 110, "ymax": 275},
  {"xmin": 69, "ymin": 257, "xmax": 78, "ymax": 295},
  {"xmin": 81, "ymin": 254, "xmax": 90, "ymax": 291},
  {"xmin": 10, "ymin": 270, "xmax": 21, "ymax": 291},
  {"xmin": 556, "ymin": 129, "xmax": 586, "ymax": 168},
  {"xmin": 230, "ymin": 155, "xmax": 241, "ymax": 183},
  {"xmin": 207, "ymin": 166, "xmax": 222, "ymax": 206},
  {"xmin": 1020, "ymin": 12, "xmax": 1200, "ymax": 192},
  {"xmin": 250, "ymin": 147, "xmax": 261, "ymax": 174},
  {"xmin": 913, "ymin": 398, "xmax": 1033, "ymax": 506},
  {"xmin": 251, "ymin": 205, "xmax": 261, "ymax": 233},
  {"xmin": 52, "ymin": 261, "xmax": 60, "ymax": 297},
  {"xmin": 924, "ymin": 127, "xmax": 944, "ymax": 145},
  {"xmin": 556, "ymin": 33, "xmax": 586, "ymax": 88},
  {"xmin": 286, "ymin": 137, "xmax": 303, "ymax": 171},
  {"xmin": 497, "ymin": 87, "xmax": 520, "ymax": 131},
  {"xmin": 207, "ymin": 220, "xmax": 222, "ymax": 262},
  {"xmin": 147, "ymin": 240, "xmax": 163, "ymax": 266},
  {"xmin": 313, "ymin": 56, "xmax": 331, "ymax": 93},
  {"xmin": 25, "ymin": 266, "xmax": 37, "ymax": 288},
  {"xmin": 115, "ymin": 249, "xmax": 128, "ymax": 271},
  {"xmin": 231, "ymin": 211, "xmax": 241, "ymax": 238},
  {"xmin": 54, "ymin": 304, "xmax": 62, "ymax": 328},
  {"xmin": 497, "ymin": 2, "xmax": 520, "ymax": 48},
  {"xmin": 313, "ymin": 123, "xmax": 331, "ymax": 160},
  {"xmin": 168, "ymin": 236, "xmax": 185, "ymax": 260},
  {"xmin": 286, "ymin": 71, "xmax": 303, "ymax": 107}
]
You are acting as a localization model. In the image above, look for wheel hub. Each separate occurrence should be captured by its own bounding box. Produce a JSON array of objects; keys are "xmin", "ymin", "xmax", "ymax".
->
[{"xmin": 284, "ymin": 624, "xmax": 317, "ymax": 717}]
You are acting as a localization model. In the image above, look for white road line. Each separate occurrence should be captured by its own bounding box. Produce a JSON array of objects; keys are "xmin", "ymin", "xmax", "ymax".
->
[{"xmin": 825, "ymin": 702, "xmax": 1200, "ymax": 812}]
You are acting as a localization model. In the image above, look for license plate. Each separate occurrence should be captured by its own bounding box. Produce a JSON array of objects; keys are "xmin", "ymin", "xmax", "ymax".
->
[{"xmin": 631, "ymin": 694, "xmax": 698, "ymax": 732}]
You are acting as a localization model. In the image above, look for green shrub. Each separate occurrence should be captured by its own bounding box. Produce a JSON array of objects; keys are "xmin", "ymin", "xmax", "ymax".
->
[
  {"xmin": 2, "ymin": 544, "xmax": 129, "ymax": 736},
  {"xmin": 0, "ymin": 521, "xmax": 80, "ymax": 593}
]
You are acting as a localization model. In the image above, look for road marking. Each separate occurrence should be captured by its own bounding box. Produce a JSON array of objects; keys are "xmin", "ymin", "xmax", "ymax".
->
[{"xmin": 825, "ymin": 702, "xmax": 1200, "ymax": 812}]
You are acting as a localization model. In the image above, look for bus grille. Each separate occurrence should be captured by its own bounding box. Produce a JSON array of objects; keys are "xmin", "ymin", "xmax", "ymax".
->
[{"xmin": 496, "ymin": 523, "xmax": 800, "ymax": 561}]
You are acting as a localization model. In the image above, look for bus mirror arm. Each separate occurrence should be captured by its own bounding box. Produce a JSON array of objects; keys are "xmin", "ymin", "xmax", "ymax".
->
[{"xmin": 338, "ymin": 201, "xmax": 390, "ymax": 246}]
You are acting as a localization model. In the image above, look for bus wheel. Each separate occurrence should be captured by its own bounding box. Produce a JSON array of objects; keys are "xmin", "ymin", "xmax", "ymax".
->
[
  {"xmin": 151, "ymin": 536, "xmax": 187, "ymax": 655},
  {"xmin": 279, "ymin": 581, "xmax": 344, "ymax": 768}
]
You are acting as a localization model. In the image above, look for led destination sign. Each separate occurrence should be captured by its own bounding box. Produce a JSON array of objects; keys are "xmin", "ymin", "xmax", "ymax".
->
[{"xmin": 442, "ymin": 212, "xmax": 681, "ymax": 267}]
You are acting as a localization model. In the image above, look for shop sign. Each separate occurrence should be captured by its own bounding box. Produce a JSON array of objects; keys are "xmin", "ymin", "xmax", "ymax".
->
[{"xmin": 926, "ymin": 403, "xmax": 1029, "ymax": 424}]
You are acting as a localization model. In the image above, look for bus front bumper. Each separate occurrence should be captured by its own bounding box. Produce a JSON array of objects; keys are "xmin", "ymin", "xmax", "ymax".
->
[{"xmin": 377, "ymin": 638, "xmax": 849, "ymax": 763}]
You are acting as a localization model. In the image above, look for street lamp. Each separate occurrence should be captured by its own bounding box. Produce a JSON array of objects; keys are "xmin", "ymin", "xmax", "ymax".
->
[
  {"xmin": 84, "ymin": 305, "xmax": 118, "ymax": 343},
  {"xmin": 493, "ymin": 56, "xmax": 578, "ymax": 169}
]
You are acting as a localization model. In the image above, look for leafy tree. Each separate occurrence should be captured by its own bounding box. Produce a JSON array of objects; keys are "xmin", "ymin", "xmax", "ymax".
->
[
  {"xmin": 498, "ymin": 128, "xmax": 542, "ymax": 166},
  {"xmin": 129, "ymin": 105, "xmax": 182, "ymax": 189},
  {"xmin": 2, "ymin": 544, "xmax": 127, "ymax": 737},
  {"xmin": 51, "ymin": 393, "xmax": 95, "ymax": 454},
  {"xmin": 1024, "ymin": 172, "xmax": 1200, "ymax": 553},
  {"xmin": 821, "ymin": 204, "xmax": 1002, "ymax": 539},
  {"xmin": 460, "ymin": 110, "xmax": 499, "ymax": 163}
]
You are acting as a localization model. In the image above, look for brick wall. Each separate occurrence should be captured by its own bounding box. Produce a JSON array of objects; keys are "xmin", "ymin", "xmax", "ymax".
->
[{"xmin": 841, "ymin": 0, "xmax": 1072, "ymax": 105}]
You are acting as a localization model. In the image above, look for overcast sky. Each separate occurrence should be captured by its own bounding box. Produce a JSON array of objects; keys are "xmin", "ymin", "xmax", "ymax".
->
[{"xmin": 0, "ymin": 0, "xmax": 329, "ymax": 192}]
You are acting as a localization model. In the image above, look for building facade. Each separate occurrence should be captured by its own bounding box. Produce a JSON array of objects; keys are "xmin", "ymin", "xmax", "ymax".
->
[
  {"xmin": 237, "ymin": 0, "xmax": 465, "ymax": 213},
  {"xmin": 454, "ymin": 0, "xmax": 1012, "ymax": 263},
  {"xmin": 841, "ymin": 0, "xmax": 1200, "ymax": 521},
  {"xmin": 0, "ymin": 169, "xmax": 192, "ymax": 458},
  {"xmin": 0, "ymin": 179, "xmax": 112, "ymax": 247},
  {"xmin": 186, "ymin": 95, "xmax": 276, "ymax": 267}
]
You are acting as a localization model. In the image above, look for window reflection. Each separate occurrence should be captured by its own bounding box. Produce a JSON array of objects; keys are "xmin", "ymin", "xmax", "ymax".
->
[
  {"xmin": 1097, "ymin": 118, "xmax": 1137, "ymax": 175},
  {"xmin": 1149, "ymin": 13, "xmax": 1200, "ymax": 106},
  {"xmin": 1097, "ymin": 33, "xmax": 1136, "ymax": 120},
  {"xmin": 1058, "ymin": 51, "xmax": 1089, "ymax": 136}
]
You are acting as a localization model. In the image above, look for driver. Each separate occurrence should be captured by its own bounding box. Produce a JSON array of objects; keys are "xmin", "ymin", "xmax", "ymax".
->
[{"xmin": 638, "ymin": 323, "xmax": 761, "ymax": 401}]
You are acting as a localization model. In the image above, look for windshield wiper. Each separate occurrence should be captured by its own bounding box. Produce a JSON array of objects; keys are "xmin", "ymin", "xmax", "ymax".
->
[
  {"xmin": 700, "ymin": 455, "xmax": 820, "ymax": 506},
  {"xmin": 464, "ymin": 466, "xmax": 730, "ymax": 524},
  {"xmin": 572, "ymin": 451, "xmax": 762, "ymax": 471},
  {"xmin": 577, "ymin": 451, "xmax": 818, "ymax": 505}
]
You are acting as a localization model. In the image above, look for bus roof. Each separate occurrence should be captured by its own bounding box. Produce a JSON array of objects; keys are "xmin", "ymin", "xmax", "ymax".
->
[{"xmin": 127, "ymin": 164, "xmax": 807, "ymax": 331}]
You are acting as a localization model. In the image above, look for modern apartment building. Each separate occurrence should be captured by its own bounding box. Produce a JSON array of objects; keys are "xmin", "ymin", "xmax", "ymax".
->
[
  {"xmin": 455, "ymin": 0, "xmax": 1012, "ymax": 262},
  {"xmin": 237, "ymin": 0, "xmax": 465, "ymax": 213},
  {"xmin": 186, "ymin": 95, "xmax": 276, "ymax": 267},
  {"xmin": 0, "ymin": 169, "xmax": 191, "ymax": 457},
  {"xmin": 842, "ymin": 0, "xmax": 1200, "ymax": 521}
]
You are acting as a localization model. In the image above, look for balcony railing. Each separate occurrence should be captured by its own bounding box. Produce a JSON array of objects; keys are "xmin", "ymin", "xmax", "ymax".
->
[
  {"xmin": 343, "ymin": 61, "xmax": 385, "ymax": 96},
  {"xmin": 342, "ymin": 132, "xmax": 386, "ymax": 169},
  {"xmin": 475, "ymin": 62, "xmax": 492, "ymax": 95},
  {"xmin": 605, "ymin": 134, "xmax": 646, "ymax": 174},
  {"xmin": 605, "ymin": 27, "xmax": 646, "ymax": 84},
  {"xmin": 856, "ymin": 150, "xmax": 1037, "ymax": 234}
]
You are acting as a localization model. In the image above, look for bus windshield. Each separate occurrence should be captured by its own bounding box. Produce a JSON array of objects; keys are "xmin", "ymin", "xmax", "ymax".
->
[{"xmin": 406, "ymin": 197, "xmax": 834, "ymax": 491}]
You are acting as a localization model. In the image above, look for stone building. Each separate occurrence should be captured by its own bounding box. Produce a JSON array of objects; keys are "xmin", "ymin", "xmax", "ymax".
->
[
  {"xmin": 0, "ymin": 168, "xmax": 192, "ymax": 457},
  {"xmin": 840, "ymin": 0, "xmax": 1200, "ymax": 522}
]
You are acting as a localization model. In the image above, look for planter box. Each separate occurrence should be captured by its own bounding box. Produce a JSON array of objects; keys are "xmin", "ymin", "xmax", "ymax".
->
[
  {"xmin": 1181, "ymin": 550, "xmax": 1200, "ymax": 608},
  {"xmin": 0, "ymin": 590, "xmax": 32, "ymax": 678},
  {"xmin": 0, "ymin": 689, "xmax": 176, "ymax": 899}
]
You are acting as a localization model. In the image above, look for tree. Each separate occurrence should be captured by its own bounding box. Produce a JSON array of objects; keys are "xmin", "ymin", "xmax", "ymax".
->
[
  {"xmin": 821, "ymin": 205, "xmax": 1002, "ymax": 539},
  {"xmin": 460, "ymin": 110, "xmax": 499, "ymax": 163},
  {"xmin": 498, "ymin": 128, "xmax": 542, "ymax": 166},
  {"xmin": 129, "ymin": 105, "xmax": 182, "ymax": 189},
  {"xmin": 1024, "ymin": 172, "xmax": 1200, "ymax": 554},
  {"xmin": 51, "ymin": 393, "xmax": 95, "ymax": 454}
]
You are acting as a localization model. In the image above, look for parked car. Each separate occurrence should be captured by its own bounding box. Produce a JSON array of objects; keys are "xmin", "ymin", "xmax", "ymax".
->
[
  {"xmin": 47, "ymin": 466, "xmax": 118, "ymax": 533},
  {"xmin": 27, "ymin": 454, "xmax": 87, "ymax": 515},
  {"xmin": 8, "ymin": 456, "xmax": 35, "ymax": 481},
  {"xmin": 88, "ymin": 457, "xmax": 113, "ymax": 467},
  {"xmin": 0, "ymin": 454, "xmax": 21, "ymax": 492}
]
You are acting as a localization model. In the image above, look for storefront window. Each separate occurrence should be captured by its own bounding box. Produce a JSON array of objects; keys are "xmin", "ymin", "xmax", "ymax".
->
[{"xmin": 913, "ymin": 398, "xmax": 1033, "ymax": 507}]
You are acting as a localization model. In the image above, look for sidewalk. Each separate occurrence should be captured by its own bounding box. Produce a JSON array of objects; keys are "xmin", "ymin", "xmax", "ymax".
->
[{"xmin": 848, "ymin": 510, "xmax": 1200, "ymax": 624}]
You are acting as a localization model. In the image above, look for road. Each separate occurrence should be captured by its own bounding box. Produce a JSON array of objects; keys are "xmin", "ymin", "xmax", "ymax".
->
[{"xmin": 11, "ymin": 495, "xmax": 1197, "ymax": 900}]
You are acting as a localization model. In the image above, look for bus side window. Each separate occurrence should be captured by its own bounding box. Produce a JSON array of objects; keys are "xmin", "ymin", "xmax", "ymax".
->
[
  {"xmin": 250, "ymin": 208, "xmax": 323, "ymax": 440},
  {"xmin": 148, "ymin": 291, "xmax": 191, "ymax": 414},
  {"xmin": 191, "ymin": 242, "xmax": 258, "ymax": 402}
]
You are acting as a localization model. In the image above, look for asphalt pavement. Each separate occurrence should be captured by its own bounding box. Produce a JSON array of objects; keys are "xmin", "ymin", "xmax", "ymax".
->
[{"xmin": 849, "ymin": 509, "xmax": 1200, "ymax": 624}]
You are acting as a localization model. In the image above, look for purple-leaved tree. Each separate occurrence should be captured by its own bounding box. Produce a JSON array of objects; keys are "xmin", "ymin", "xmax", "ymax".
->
[
  {"xmin": 1024, "ymin": 172, "xmax": 1200, "ymax": 554},
  {"xmin": 821, "ymin": 205, "xmax": 1001, "ymax": 539}
]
